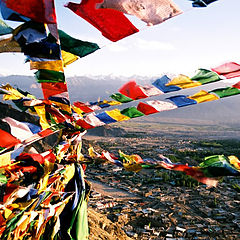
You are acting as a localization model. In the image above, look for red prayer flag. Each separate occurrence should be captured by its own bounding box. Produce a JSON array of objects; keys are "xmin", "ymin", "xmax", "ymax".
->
[
  {"xmin": 5, "ymin": 0, "xmax": 56, "ymax": 23},
  {"xmin": 74, "ymin": 102, "xmax": 94, "ymax": 113},
  {"xmin": 211, "ymin": 62, "xmax": 240, "ymax": 79},
  {"xmin": 41, "ymin": 82, "xmax": 68, "ymax": 99},
  {"xmin": 76, "ymin": 119, "xmax": 94, "ymax": 129},
  {"xmin": 0, "ymin": 129, "xmax": 21, "ymax": 148},
  {"xmin": 137, "ymin": 102, "xmax": 159, "ymax": 115},
  {"xmin": 119, "ymin": 81, "xmax": 148, "ymax": 100},
  {"xmin": 233, "ymin": 81, "xmax": 240, "ymax": 89},
  {"xmin": 65, "ymin": 0, "xmax": 139, "ymax": 42}
]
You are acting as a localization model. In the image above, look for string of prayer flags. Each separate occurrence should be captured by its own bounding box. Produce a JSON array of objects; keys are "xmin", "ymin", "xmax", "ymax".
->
[
  {"xmin": 85, "ymin": 147, "xmax": 240, "ymax": 187},
  {"xmin": 76, "ymin": 81, "xmax": 240, "ymax": 130},
  {"xmin": 65, "ymin": 0, "xmax": 139, "ymax": 42},
  {"xmin": 211, "ymin": 62, "xmax": 240, "ymax": 79},
  {"xmin": 71, "ymin": 66, "xmax": 227, "ymax": 116},
  {"xmin": 189, "ymin": 0, "xmax": 218, "ymax": 7},
  {"xmin": 98, "ymin": 0, "xmax": 182, "ymax": 26},
  {"xmin": 58, "ymin": 29, "xmax": 100, "ymax": 58},
  {"xmin": 2, "ymin": 0, "xmax": 57, "ymax": 23}
]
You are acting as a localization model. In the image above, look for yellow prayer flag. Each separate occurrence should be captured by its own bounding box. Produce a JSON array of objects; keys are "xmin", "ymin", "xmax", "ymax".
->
[
  {"xmin": 62, "ymin": 164, "xmax": 75, "ymax": 185},
  {"xmin": 30, "ymin": 60, "xmax": 64, "ymax": 72},
  {"xmin": 176, "ymin": 81, "xmax": 202, "ymax": 89},
  {"xmin": 61, "ymin": 50, "xmax": 78, "ymax": 67},
  {"xmin": 4, "ymin": 208, "xmax": 12, "ymax": 219},
  {"xmin": 2, "ymin": 84, "xmax": 25, "ymax": 100},
  {"xmin": 0, "ymin": 152, "xmax": 11, "ymax": 167},
  {"xmin": 228, "ymin": 156, "xmax": 240, "ymax": 170},
  {"xmin": 107, "ymin": 100, "xmax": 122, "ymax": 106},
  {"xmin": 106, "ymin": 109, "xmax": 130, "ymax": 121},
  {"xmin": 51, "ymin": 101, "xmax": 72, "ymax": 114},
  {"xmin": 72, "ymin": 105, "xmax": 84, "ymax": 116},
  {"xmin": 34, "ymin": 105, "xmax": 50, "ymax": 130},
  {"xmin": 188, "ymin": 90, "xmax": 219, "ymax": 103},
  {"xmin": 166, "ymin": 74, "xmax": 192, "ymax": 86}
]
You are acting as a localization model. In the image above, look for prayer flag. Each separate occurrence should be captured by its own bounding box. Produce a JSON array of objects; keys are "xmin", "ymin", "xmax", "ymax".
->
[
  {"xmin": 137, "ymin": 102, "xmax": 159, "ymax": 115},
  {"xmin": 98, "ymin": 0, "xmax": 182, "ymax": 26},
  {"xmin": 233, "ymin": 81, "xmax": 240, "ymax": 89},
  {"xmin": 152, "ymin": 75, "xmax": 181, "ymax": 93},
  {"xmin": 84, "ymin": 113, "xmax": 105, "ymax": 127},
  {"xmin": 110, "ymin": 93, "xmax": 133, "ymax": 103},
  {"xmin": 210, "ymin": 87, "xmax": 240, "ymax": 98},
  {"xmin": 121, "ymin": 107, "xmax": 145, "ymax": 118},
  {"xmin": 65, "ymin": 0, "xmax": 139, "ymax": 42},
  {"xmin": 95, "ymin": 112, "xmax": 117, "ymax": 124},
  {"xmin": 190, "ymin": 0, "xmax": 218, "ymax": 7},
  {"xmin": 2, "ymin": 117, "xmax": 36, "ymax": 141},
  {"xmin": 145, "ymin": 100, "xmax": 177, "ymax": 112},
  {"xmin": 0, "ymin": 1, "xmax": 30, "ymax": 22},
  {"xmin": 59, "ymin": 29, "xmax": 100, "ymax": 57},
  {"xmin": 119, "ymin": 81, "xmax": 148, "ymax": 100},
  {"xmin": 105, "ymin": 109, "xmax": 130, "ymax": 121},
  {"xmin": 191, "ymin": 68, "xmax": 221, "ymax": 84},
  {"xmin": 61, "ymin": 50, "xmax": 79, "ymax": 67},
  {"xmin": 35, "ymin": 69, "xmax": 65, "ymax": 83},
  {"xmin": 140, "ymin": 85, "xmax": 163, "ymax": 96},
  {"xmin": 188, "ymin": 90, "xmax": 219, "ymax": 103},
  {"xmin": 211, "ymin": 62, "xmax": 240, "ymax": 79},
  {"xmin": 30, "ymin": 60, "xmax": 64, "ymax": 72},
  {"xmin": 167, "ymin": 95, "xmax": 197, "ymax": 107},
  {"xmin": 4, "ymin": 0, "xmax": 57, "ymax": 23},
  {"xmin": 166, "ymin": 74, "xmax": 201, "ymax": 89},
  {"xmin": 41, "ymin": 82, "xmax": 68, "ymax": 100},
  {"xmin": 0, "ymin": 129, "xmax": 21, "ymax": 148}
]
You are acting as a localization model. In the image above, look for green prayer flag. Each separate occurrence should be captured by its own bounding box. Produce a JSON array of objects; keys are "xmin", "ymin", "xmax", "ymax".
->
[
  {"xmin": 0, "ymin": 19, "xmax": 13, "ymax": 36},
  {"xmin": 73, "ymin": 197, "xmax": 89, "ymax": 240},
  {"xmin": 199, "ymin": 155, "xmax": 227, "ymax": 168},
  {"xmin": 191, "ymin": 68, "xmax": 221, "ymax": 84},
  {"xmin": 111, "ymin": 93, "xmax": 133, "ymax": 103},
  {"xmin": 0, "ymin": 174, "xmax": 7, "ymax": 184},
  {"xmin": 210, "ymin": 87, "xmax": 240, "ymax": 98},
  {"xmin": 58, "ymin": 30, "xmax": 100, "ymax": 57},
  {"xmin": 121, "ymin": 107, "xmax": 145, "ymax": 118},
  {"xmin": 35, "ymin": 69, "xmax": 65, "ymax": 83}
]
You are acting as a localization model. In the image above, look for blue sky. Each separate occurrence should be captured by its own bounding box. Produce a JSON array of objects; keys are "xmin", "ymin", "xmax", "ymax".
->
[{"xmin": 0, "ymin": 0, "xmax": 240, "ymax": 79}]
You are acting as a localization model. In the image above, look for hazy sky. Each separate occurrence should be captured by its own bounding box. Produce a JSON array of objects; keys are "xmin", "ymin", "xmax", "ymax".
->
[{"xmin": 0, "ymin": 0, "xmax": 240, "ymax": 78}]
